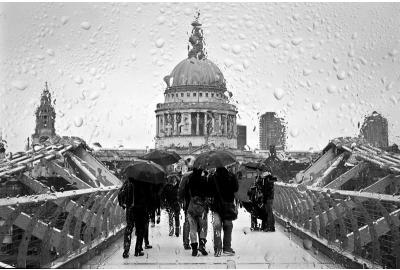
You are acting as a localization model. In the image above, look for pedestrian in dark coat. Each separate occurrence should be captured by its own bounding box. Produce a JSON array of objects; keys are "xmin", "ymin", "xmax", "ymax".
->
[
  {"xmin": 178, "ymin": 169, "xmax": 192, "ymax": 250},
  {"xmin": 122, "ymin": 178, "xmax": 135, "ymax": 258},
  {"xmin": 257, "ymin": 172, "xmax": 277, "ymax": 232},
  {"xmin": 186, "ymin": 168, "xmax": 210, "ymax": 256},
  {"xmin": 162, "ymin": 174, "xmax": 181, "ymax": 237},
  {"xmin": 209, "ymin": 167, "xmax": 239, "ymax": 257},
  {"xmin": 123, "ymin": 179, "xmax": 155, "ymax": 258}
]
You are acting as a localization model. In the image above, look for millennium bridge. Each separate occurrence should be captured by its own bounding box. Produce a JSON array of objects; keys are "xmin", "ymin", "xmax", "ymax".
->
[{"xmin": 0, "ymin": 137, "xmax": 399, "ymax": 268}]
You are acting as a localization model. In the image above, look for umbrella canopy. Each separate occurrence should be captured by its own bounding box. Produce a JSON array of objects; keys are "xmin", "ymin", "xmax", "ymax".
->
[
  {"xmin": 193, "ymin": 150, "xmax": 236, "ymax": 169},
  {"xmin": 141, "ymin": 150, "xmax": 181, "ymax": 167},
  {"xmin": 124, "ymin": 160, "xmax": 166, "ymax": 184}
]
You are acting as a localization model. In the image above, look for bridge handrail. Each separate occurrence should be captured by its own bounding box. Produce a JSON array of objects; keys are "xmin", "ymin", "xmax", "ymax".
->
[
  {"xmin": 0, "ymin": 185, "xmax": 125, "ymax": 268},
  {"xmin": 273, "ymin": 182, "xmax": 400, "ymax": 268}
]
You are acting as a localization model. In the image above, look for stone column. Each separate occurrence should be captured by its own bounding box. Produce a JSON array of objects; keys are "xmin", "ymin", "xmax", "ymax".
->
[
  {"xmin": 219, "ymin": 114, "xmax": 222, "ymax": 135},
  {"xmin": 225, "ymin": 114, "xmax": 228, "ymax": 135},
  {"xmin": 196, "ymin": 112, "xmax": 200, "ymax": 135},
  {"xmin": 163, "ymin": 114, "xmax": 167, "ymax": 136},
  {"xmin": 188, "ymin": 112, "xmax": 192, "ymax": 135},
  {"xmin": 204, "ymin": 111, "xmax": 207, "ymax": 135},
  {"xmin": 174, "ymin": 113, "xmax": 177, "ymax": 135},
  {"xmin": 212, "ymin": 114, "xmax": 215, "ymax": 135},
  {"xmin": 233, "ymin": 115, "xmax": 237, "ymax": 137},
  {"xmin": 156, "ymin": 115, "xmax": 159, "ymax": 137}
]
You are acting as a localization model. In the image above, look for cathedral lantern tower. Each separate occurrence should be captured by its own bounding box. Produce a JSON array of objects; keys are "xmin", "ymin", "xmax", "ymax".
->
[
  {"xmin": 155, "ymin": 13, "xmax": 238, "ymax": 149},
  {"xmin": 32, "ymin": 82, "xmax": 57, "ymax": 145}
]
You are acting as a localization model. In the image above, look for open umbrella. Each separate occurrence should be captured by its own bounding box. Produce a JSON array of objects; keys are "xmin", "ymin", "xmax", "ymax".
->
[
  {"xmin": 193, "ymin": 150, "xmax": 236, "ymax": 169},
  {"xmin": 124, "ymin": 160, "xmax": 166, "ymax": 184},
  {"xmin": 141, "ymin": 150, "xmax": 181, "ymax": 167}
]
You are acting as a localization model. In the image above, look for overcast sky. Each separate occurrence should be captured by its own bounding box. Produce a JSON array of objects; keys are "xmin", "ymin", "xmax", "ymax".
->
[{"xmin": 1, "ymin": 2, "xmax": 399, "ymax": 152}]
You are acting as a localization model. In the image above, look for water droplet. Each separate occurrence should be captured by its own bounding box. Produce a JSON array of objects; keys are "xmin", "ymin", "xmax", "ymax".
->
[
  {"xmin": 131, "ymin": 54, "xmax": 137, "ymax": 61},
  {"xmin": 155, "ymin": 38, "xmax": 165, "ymax": 48},
  {"xmin": 303, "ymin": 68, "xmax": 312, "ymax": 76},
  {"xmin": 327, "ymin": 85, "xmax": 337, "ymax": 94},
  {"xmin": 61, "ymin": 16, "xmax": 69, "ymax": 25},
  {"xmin": 291, "ymin": 37, "xmax": 303, "ymax": 46},
  {"xmin": 11, "ymin": 80, "xmax": 28, "ymax": 91},
  {"xmin": 74, "ymin": 117, "xmax": 83, "ymax": 127},
  {"xmin": 290, "ymin": 129, "xmax": 299, "ymax": 137},
  {"xmin": 312, "ymin": 102, "xmax": 321, "ymax": 111},
  {"xmin": 46, "ymin": 49, "xmax": 55, "ymax": 56},
  {"xmin": 80, "ymin": 21, "xmax": 91, "ymax": 30},
  {"xmin": 227, "ymin": 259, "xmax": 236, "ymax": 269},
  {"xmin": 273, "ymin": 88, "xmax": 284, "ymax": 100},
  {"xmin": 232, "ymin": 45, "xmax": 241, "ymax": 55},
  {"xmin": 389, "ymin": 49, "xmax": 398, "ymax": 57},
  {"xmin": 268, "ymin": 39, "xmax": 282, "ymax": 48},
  {"xmin": 74, "ymin": 76, "xmax": 83, "ymax": 84},
  {"xmin": 303, "ymin": 239, "xmax": 312, "ymax": 250},
  {"xmin": 337, "ymin": 71, "xmax": 346, "ymax": 80},
  {"xmin": 333, "ymin": 57, "xmax": 340, "ymax": 64}
]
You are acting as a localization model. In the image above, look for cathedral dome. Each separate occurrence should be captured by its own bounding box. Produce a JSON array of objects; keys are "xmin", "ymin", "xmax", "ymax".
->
[{"xmin": 169, "ymin": 57, "xmax": 225, "ymax": 88}]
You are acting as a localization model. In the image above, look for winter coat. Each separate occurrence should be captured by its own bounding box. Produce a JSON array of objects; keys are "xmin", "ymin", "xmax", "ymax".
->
[
  {"xmin": 257, "ymin": 175, "xmax": 276, "ymax": 202},
  {"xmin": 209, "ymin": 167, "xmax": 239, "ymax": 213},
  {"xmin": 178, "ymin": 171, "xmax": 192, "ymax": 211},
  {"xmin": 132, "ymin": 180, "xmax": 154, "ymax": 212},
  {"xmin": 161, "ymin": 175, "xmax": 180, "ymax": 212}
]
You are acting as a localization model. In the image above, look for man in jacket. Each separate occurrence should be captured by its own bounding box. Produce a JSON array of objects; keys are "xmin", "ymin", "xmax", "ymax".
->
[{"xmin": 209, "ymin": 167, "xmax": 239, "ymax": 257}]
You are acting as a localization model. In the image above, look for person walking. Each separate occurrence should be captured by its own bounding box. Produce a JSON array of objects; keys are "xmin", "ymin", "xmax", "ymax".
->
[
  {"xmin": 209, "ymin": 167, "xmax": 239, "ymax": 257},
  {"xmin": 121, "ymin": 178, "xmax": 135, "ymax": 258},
  {"xmin": 186, "ymin": 168, "xmax": 209, "ymax": 256},
  {"xmin": 178, "ymin": 166, "xmax": 192, "ymax": 250},
  {"xmin": 258, "ymin": 171, "xmax": 277, "ymax": 232},
  {"xmin": 127, "ymin": 180, "xmax": 154, "ymax": 257},
  {"xmin": 162, "ymin": 174, "xmax": 181, "ymax": 237}
]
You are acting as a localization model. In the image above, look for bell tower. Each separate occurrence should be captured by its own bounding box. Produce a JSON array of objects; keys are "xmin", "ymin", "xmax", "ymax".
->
[{"xmin": 32, "ymin": 82, "xmax": 57, "ymax": 145}]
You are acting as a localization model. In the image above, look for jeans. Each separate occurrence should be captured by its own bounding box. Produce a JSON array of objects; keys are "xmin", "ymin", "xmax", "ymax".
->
[
  {"xmin": 133, "ymin": 207, "xmax": 148, "ymax": 252},
  {"xmin": 263, "ymin": 199, "xmax": 275, "ymax": 229},
  {"xmin": 183, "ymin": 210, "xmax": 190, "ymax": 246},
  {"xmin": 167, "ymin": 208, "xmax": 180, "ymax": 233},
  {"xmin": 187, "ymin": 212, "xmax": 208, "ymax": 244},
  {"xmin": 212, "ymin": 212, "xmax": 233, "ymax": 252}
]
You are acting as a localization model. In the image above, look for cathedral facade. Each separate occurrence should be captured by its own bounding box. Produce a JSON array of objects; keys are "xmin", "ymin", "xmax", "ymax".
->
[{"xmin": 155, "ymin": 17, "xmax": 238, "ymax": 149}]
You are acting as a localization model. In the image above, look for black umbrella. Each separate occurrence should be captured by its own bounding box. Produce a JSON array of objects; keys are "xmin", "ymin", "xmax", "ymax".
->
[
  {"xmin": 193, "ymin": 150, "xmax": 236, "ymax": 169},
  {"xmin": 141, "ymin": 150, "xmax": 181, "ymax": 167},
  {"xmin": 243, "ymin": 162, "xmax": 260, "ymax": 170},
  {"xmin": 124, "ymin": 160, "xmax": 166, "ymax": 184}
]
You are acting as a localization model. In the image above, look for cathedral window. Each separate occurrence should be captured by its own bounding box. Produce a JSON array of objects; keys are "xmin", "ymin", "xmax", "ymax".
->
[
  {"xmin": 211, "ymin": 93, "xmax": 214, "ymax": 97},
  {"xmin": 181, "ymin": 93, "xmax": 184, "ymax": 97},
  {"xmin": 193, "ymin": 93, "xmax": 196, "ymax": 97},
  {"xmin": 187, "ymin": 93, "xmax": 190, "ymax": 97},
  {"xmin": 205, "ymin": 93, "xmax": 208, "ymax": 97},
  {"xmin": 199, "ymin": 92, "xmax": 203, "ymax": 97}
]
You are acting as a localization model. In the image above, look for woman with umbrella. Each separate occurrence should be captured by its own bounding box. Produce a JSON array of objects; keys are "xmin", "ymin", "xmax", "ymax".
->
[{"xmin": 122, "ymin": 160, "xmax": 166, "ymax": 258}]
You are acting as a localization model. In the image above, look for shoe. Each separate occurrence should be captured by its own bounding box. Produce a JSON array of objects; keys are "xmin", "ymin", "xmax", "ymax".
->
[
  {"xmin": 214, "ymin": 248, "xmax": 222, "ymax": 257},
  {"xmin": 223, "ymin": 248, "xmax": 235, "ymax": 256},
  {"xmin": 175, "ymin": 227, "xmax": 180, "ymax": 237},
  {"xmin": 169, "ymin": 227, "xmax": 174, "ymax": 236},
  {"xmin": 150, "ymin": 222, "xmax": 155, "ymax": 228},
  {"xmin": 183, "ymin": 243, "xmax": 191, "ymax": 250},
  {"xmin": 122, "ymin": 250, "xmax": 129, "ymax": 258},
  {"xmin": 156, "ymin": 216, "xmax": 160, "ymax": 224},
  {"xmin": 198, "ymin": 238, "xmax": 208, "ymax": 256},
  {"xmin": 191, "ymin": 243, "xmax": 198, "ymax": 256},
  {"xmin": 145, "ymin": 244, "xmax": 152, "ymax": 249},
  {"xmin": 134, "ymin": 250, "xmax": 144, "ymax": 256},
  {"xmin": 269, "ymin": 227, "xmax": 275, "ymax": 232}
]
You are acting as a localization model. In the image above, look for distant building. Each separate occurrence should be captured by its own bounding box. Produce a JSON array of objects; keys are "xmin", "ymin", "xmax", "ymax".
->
[
  {"xmin": 237, "ymin": 125, "xmax": 247, "ymax": 150},
  {"xmin": 259, "ymin": 112, "xmax": 286, "ymax": 151},
  {"xmin": 359, "ymin": 111, "xmax": 388, "ymax": 148},
  {"xmin": 32, "ymin": 82, "xmax": 57, "ymax": 145}
]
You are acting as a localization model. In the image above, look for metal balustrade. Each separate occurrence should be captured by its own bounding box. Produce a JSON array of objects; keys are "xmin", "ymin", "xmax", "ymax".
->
[
  {"xmin": 273, "ymin": 182, "xmax": 400, "ymax": 268},
  {"xmin": 0, "ymin": 186, "xmax": 125, "ymax": 268}
]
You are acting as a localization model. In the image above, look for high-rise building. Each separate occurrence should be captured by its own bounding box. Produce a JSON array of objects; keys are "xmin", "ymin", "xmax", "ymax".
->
[
  {"xmin": 32, "ymin": 82, "xmax": 57, "ymax": 145},
  {"xmin": 155, "ymin": 15, "xmax": 238, "ymax": 149},
  {"xmin": 259, "ymin": 112, "xmax": 286, "ymax": 151},
  {"xmin": 237, "ymin": 125, "xmax": 247, "ymax": 150},
  {"xmin": 359, "ymin": 111, "xmax": 388, "ymax": 148}
]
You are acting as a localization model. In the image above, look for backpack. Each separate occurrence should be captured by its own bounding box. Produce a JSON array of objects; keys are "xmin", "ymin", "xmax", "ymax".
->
[{"xmin": 118, "ymin": 179, "xmax": 134, "ymax": 209}]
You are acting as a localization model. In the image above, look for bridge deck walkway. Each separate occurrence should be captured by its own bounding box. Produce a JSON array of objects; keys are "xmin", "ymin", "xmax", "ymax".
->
[{"xmin": 83, "ymin": 209, "xmax": 341, "ymax": 269}]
